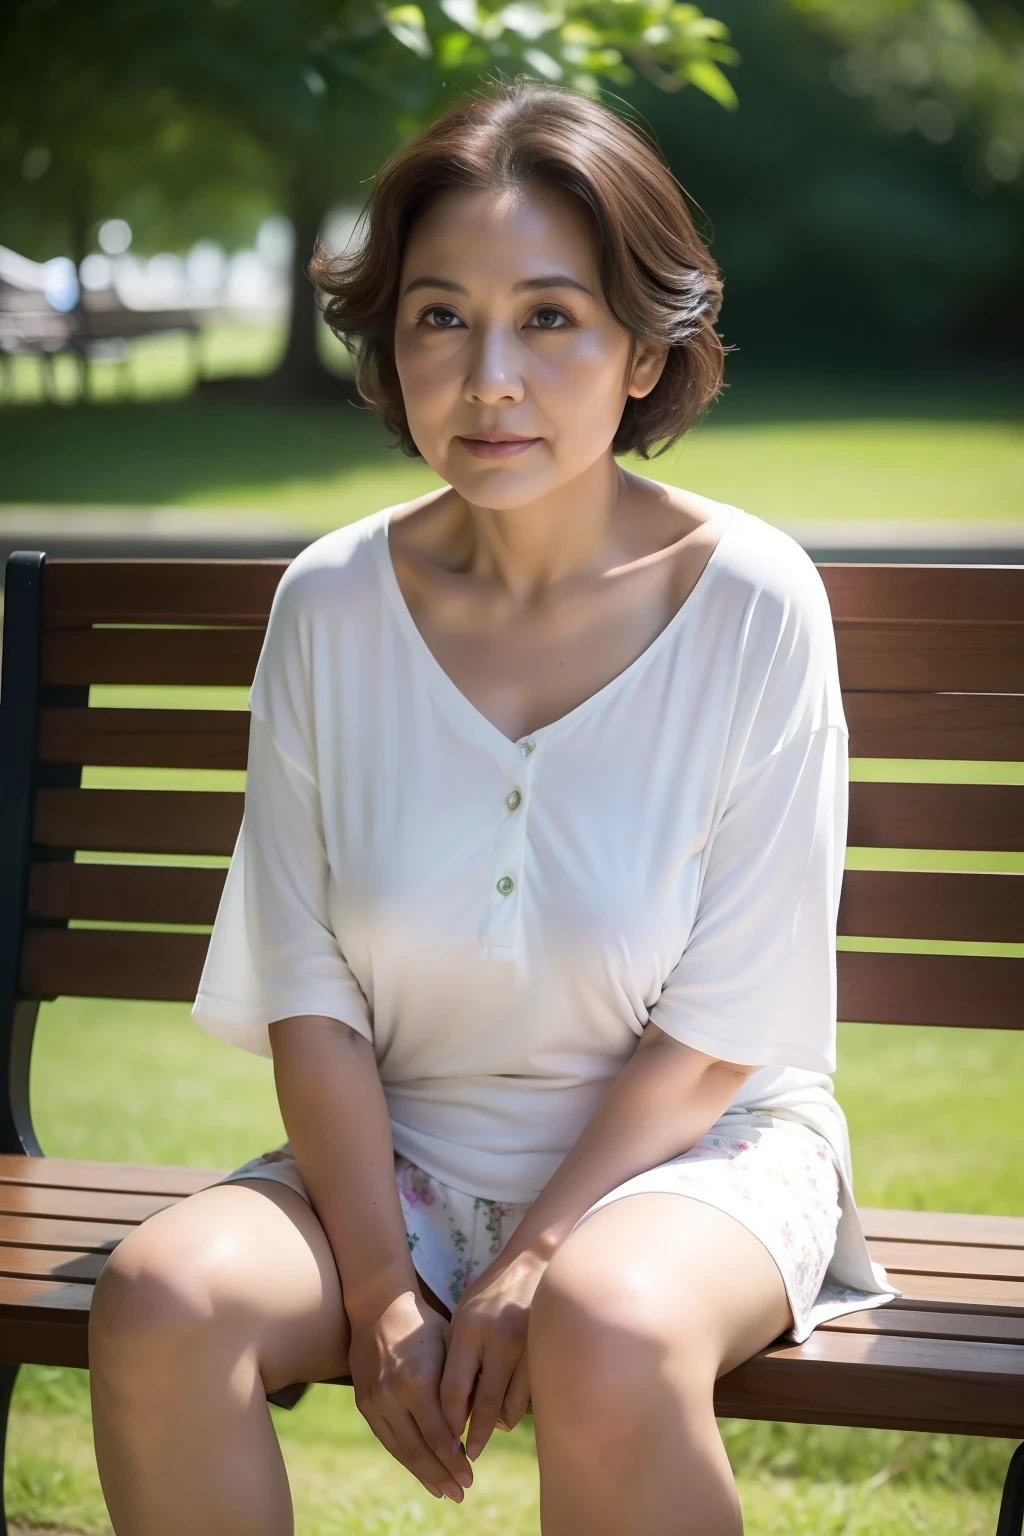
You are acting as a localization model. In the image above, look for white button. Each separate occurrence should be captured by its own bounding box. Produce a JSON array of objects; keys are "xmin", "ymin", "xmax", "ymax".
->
[
  {"xmin": 521, "ymin": 740, "xmax": 535, "ymax": 755},
  {"xmin": 505, "ymin": 788, "xmax": 522, "ymax": 811},
  {"xmin": 496, "ymin": 875, "xmax": 514, "ymax": 896}
]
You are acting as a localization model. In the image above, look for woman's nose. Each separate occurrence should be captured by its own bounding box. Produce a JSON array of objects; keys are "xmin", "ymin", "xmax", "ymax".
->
[{"xmin": 464, "ymin": 324, "xmax": 525, "ymax": 403}]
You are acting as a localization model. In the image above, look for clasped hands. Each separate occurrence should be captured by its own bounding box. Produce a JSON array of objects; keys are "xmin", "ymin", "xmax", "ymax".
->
[{"xmin": 346, "ymin": 1245, "xmax": 548, "ymax": 1503}]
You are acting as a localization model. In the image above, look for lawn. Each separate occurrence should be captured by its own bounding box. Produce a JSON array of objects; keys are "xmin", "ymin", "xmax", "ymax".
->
[{"xmin": 1, "ymin": 325, "xmax": 1022, "ymax": 527}]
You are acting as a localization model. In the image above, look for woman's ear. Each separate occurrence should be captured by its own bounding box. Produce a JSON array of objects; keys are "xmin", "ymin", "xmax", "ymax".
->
[{"xmin": 626, "ymin": 340, "xmax": 670, "ymax": 401}]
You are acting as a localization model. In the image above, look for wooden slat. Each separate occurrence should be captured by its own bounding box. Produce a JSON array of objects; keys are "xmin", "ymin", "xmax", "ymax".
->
[
  {"xmin": 43, "ymin": 560, "xmax": 287, "ymax": 627},
  {"xmin": 888, "ymin": 1273, "xmax": 1024, "ymax": 1311},
  {"xmin": 40, "ymin": 561, "xmax": 1024, "ymax": 629},
  {"xmin": 0, "ymin": 1155, "xmax": 227, "ymax": 1198},
  {"xmin": 849, "ymin": 781, "xmax": 1024, "ymax": 852},
  {"xmin": 0, "ymin": 1214, "xmax": 138, "ymax": 1250},
  {"xmin": 846, "ymin": 692, "xmax": 1024, "ymax": 761},
  {"xmin": 0, "ymin": 1276, "xmax": 95, "ymax": 1368},
  {"xmin": 0, "ymin": 1183, "xmax": 209, "ymax": 1225},
  {"xmin": 34, "ymin": 788, "xmax": 242, "ymax": 854},
  {"xmin": 0, "ymin": 1275, "xmax": 100, "ymax": 1313},
  {"xmin": 860, "ymin": 1207, "xmax": 1024, "ymax": 1250},
  {"xmin": 838, "ymin": 951, "xmax": 1022, "ymax": 1029},
  {"xmin": 834, "ymin": 619, "xmax": 1024, "ymax": 693},
  {"xmin": 42, "ymin": 621, "xmax": 1024, "ymax": 693},
  {"xmin": 838, "ymin": 870, "xmax": 1024, "ymax": 942},
  {"xmin": 19, "ymin": 929, "xmax": 209, "ymax": 1002},
  {"xmin": 41, "ymin": 619, "xmax": 1024, "ymax": 693},
  {"xmin": 0, "ymin": 1246, "xmax": 105, "ymax": 1284},
  {"xmin": 820, "ymin": 564, "xmax": 1024, "ymax": 624},
  {"xmin": 27, "ymin": 861, "xmax": 227, "ymax": 924},
  {"xmin": 15, "ymin": 921, "xmax": 1023, "ymax": 1018},
  {"xmin": 819, "ymin": 1307, "xmax": 1024, "ymax": 1346},
  {"xmin": 37, "ymin": 707, "xmax": 250, "ymax": 769},
  {"xmin": 871, "ymin": 1240, "xmax": 1024, "ymax": 1282},
  {"xmin": 34, "ymin": 696, "xmax": 1024, "ymax": 772},
  {"xmin": 41, "ymin": 627, "xmax": 265, "ymax": 687},
  {"xmin": 715, "ymin": 1329, "xmax": 1024, "ymax": 1437}
]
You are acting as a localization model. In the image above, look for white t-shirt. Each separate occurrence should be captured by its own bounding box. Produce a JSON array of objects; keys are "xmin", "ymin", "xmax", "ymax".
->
[{"xmin": 193, "ymin": 498, "xmax": 888, "ymax": 1297}]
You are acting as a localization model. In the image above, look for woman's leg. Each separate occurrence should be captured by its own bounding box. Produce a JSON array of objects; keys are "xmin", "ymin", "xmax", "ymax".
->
[
  {"xmin": 89, "ymin": 1175, "xmax": 450, "ymax": 1536},
  {"xmin": 526, "ymin": 1192, "xmax": 794, "ymax": 1536}
]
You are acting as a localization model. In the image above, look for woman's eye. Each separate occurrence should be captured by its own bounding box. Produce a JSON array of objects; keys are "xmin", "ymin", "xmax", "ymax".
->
[
  {"xmin": 530, "ymin": 307, "xmax": 570, "ymax": 330},
  {"xmin": 418, "ymin": 305, "xmax": 571, "ymax": 330},
  {"xmin": 422, "ymin": 306, "xmax": 462, "ymax": 329}
]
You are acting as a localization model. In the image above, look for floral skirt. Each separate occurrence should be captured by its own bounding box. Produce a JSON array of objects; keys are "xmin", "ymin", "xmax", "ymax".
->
[{"xmin": 210, "ymin": 1111, "xmax": 868, "ymax": 1365}]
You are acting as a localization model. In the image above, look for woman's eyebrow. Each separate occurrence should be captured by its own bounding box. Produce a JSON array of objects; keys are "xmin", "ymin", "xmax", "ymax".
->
[{"xmin": 400, "ymin": 273, "xmax": 594, "ymax": 298}]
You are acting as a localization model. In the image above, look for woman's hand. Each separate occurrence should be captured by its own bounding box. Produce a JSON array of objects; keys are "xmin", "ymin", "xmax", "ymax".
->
[
  {"xmin": 347, "ymin": 1290, "xmax": 475, "ymax": 1502},
  {"xmin": 439, "ymin": 1249, "xmax": 549, "ymax": 1461}
]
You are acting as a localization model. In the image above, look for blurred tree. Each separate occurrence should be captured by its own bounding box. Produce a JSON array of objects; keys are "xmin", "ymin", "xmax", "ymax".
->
[
  {"xmin": 632, "ymin": 0, "xmax": 1022, "ymax": 365},
  {"xmin": 785, "ymin": 0, "xmax": 1024, "ymax": 193},
  {"xmin": 0, "ymin": 0, "xmax": 741, "ymax": 398},
  {"xmin": 3, "ymin": 0, "xmax": 1017, "ymax": 394}
]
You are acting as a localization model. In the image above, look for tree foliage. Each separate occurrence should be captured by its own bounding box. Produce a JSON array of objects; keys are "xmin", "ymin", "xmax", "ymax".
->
[{"xmin": 785, "ymin": 0, "xmax": 1024, "ymax": 190}]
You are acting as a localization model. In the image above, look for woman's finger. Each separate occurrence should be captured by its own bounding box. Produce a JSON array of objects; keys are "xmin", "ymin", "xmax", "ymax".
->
[
  {"xmin": 385, "ymin": 1401, "xmax": 468, "ymax": 1501},
  {"xmin": 497, "ymin": 1349, "xmax": 532, "ymax": 1431},
  {"xmin": 407, "ymin": 1376, "xmax": 475, "ymax": 1489},
  {"xmin": 370, "ymin": 1412, "xmax": 443, "ymax": 1499},
  {"xmin": 438, "ymin": 1315, "xmax": 483, "ymax": 1444},
  {"xmin": 464, "ymin": 1346, "xmax": 516, "ymax": 1461}
]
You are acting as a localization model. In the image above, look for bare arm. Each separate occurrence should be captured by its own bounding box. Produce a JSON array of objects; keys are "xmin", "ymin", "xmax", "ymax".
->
[
  {"xmin": 487, "ymin": 1023, "xmax": 755, "ymax": 1273},
  {"xmin": 267, "ymin": 1014, "xmax": 419, "ymax": 1324}
]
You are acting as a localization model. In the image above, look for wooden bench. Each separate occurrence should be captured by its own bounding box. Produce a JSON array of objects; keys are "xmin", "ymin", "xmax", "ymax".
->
[{"xmin": 0, "ymin": 549, "xmax": 1021, "ymax": 1534}]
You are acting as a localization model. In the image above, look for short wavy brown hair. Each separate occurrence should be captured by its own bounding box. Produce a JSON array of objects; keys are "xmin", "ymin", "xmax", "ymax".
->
[{"xmin": 311, "ymin": 76, "xmax": 728, "ymax": 461}]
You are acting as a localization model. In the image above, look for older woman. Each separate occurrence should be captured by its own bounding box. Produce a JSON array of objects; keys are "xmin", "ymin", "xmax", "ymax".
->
[{"xmin": 88, "ymin": 76, "xmax": 897, "ymax": 1536}]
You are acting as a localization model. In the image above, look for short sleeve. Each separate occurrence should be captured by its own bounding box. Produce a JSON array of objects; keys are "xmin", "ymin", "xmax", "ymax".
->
[
  {"xmin": 644, "ymin": 723, "xmax": 848, "ymax": 1073},
  {"xmin": 191, "ymin": 582, "xmax": 373, "ymax": 1057}
]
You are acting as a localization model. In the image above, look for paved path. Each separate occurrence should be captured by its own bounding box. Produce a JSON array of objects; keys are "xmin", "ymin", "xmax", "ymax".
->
[{"xmin": 1, "ymin": 508, "xmax": 1022, "ymax": 565}]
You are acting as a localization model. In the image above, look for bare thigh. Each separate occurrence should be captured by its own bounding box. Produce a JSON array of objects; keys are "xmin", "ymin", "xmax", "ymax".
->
[
  {"xmin": 92, "ymin": 1175, "xmax": 451, "ymax": 1398},
  {"xmin": 531, "ymin": 1192, "xmax": 793, "ymax": 1383}
]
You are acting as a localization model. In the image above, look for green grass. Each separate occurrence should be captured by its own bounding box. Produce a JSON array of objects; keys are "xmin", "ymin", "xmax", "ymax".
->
[{"xmin": 1, "ymin": 326, "xmax": 1021, "ymax": 525}]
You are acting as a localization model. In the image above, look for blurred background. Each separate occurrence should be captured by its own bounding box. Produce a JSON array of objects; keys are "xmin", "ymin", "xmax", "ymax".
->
[
  {"xmin": 1, "ymin": 2, "xmax": 1023, "ymax": 1533},
  {"xmin": 1, "ymin": 0, "xmax": 1021, "ymax": 554}
]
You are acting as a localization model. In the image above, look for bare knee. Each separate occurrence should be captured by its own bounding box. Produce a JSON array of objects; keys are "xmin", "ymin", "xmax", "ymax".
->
[
  {"xmin": 528, "ymin": 1248, "xmax": 713, "ymax": 1456},
  {"xmin": 89, "ymin": 1220, "xmax": 245, "ymax": 1392}
]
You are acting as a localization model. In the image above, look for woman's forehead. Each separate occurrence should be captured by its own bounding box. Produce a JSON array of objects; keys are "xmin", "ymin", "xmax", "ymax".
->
[{"xmin": 401, "ymin": 187, "xmax": 599, "ymax": 286}]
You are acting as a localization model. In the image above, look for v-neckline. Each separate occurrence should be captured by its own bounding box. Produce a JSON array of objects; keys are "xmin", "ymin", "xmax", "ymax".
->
[{"xmin": 372, "ymin": 500, "xmax": 739, "ymax": 759}]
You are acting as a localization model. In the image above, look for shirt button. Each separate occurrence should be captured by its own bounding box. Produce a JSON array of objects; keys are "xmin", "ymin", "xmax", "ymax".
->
[
  {"xmin": 496, "ymin": 875, "xmax": 514, "ymax": 896},
  {"xmin": 521, "ymin": 739, "xmax": 535, "ymax": 755},
  {"xmin": 505, "ymin": 788, "xmax": 522, "ymax": 811}
]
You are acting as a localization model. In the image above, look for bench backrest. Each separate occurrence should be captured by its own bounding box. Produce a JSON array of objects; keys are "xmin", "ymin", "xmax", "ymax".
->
[{"xmin": 1, "ymin": 551, "xmax": 1021, "ymax": 1152}]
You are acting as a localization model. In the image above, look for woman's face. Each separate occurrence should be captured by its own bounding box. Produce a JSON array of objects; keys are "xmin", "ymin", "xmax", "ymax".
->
[{"xmin": 393, "ymin": 182, "xmax": 667, "ymax": 510}]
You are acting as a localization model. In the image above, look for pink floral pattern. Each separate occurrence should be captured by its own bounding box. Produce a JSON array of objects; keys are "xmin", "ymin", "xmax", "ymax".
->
[{"xmin": 213, "ymin": 1116, "xmax": 850, "ymax": 1338}]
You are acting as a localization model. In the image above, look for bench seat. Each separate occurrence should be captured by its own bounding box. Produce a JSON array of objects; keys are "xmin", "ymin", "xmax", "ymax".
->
[{"xmin": 0, "ymin": 1153, "xmax": 1020, "ymax": 1440}]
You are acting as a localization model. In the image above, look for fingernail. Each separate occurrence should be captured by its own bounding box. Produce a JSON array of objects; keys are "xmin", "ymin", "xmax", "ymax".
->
[{"xmin": 451, "ymin": 1437, "xmax": 461, "ymax": 1456}]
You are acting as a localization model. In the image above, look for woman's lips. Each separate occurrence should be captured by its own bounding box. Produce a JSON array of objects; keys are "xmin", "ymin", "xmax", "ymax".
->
[{"xmin": 457, "ymin": 437, "xmax": 540, "ymax": 460}]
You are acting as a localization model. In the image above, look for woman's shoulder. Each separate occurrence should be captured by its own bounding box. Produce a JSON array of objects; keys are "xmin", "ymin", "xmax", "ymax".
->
[
  {"xmin": 695, "ymin": 498, "xmax": 846, "ymax": 739},
  {"xmin": 709, "ymin": 500, "xmax": 833, "ymax": 627},
  {"xmin": 268, "ymin": 503, "xmax": 393, "ymax": 620}
]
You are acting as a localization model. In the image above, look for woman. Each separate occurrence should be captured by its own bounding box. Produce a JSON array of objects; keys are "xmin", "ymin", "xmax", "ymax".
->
[{"xmin": 88, "ymin": 76, "xmax": 898, "ymax": 1535}]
